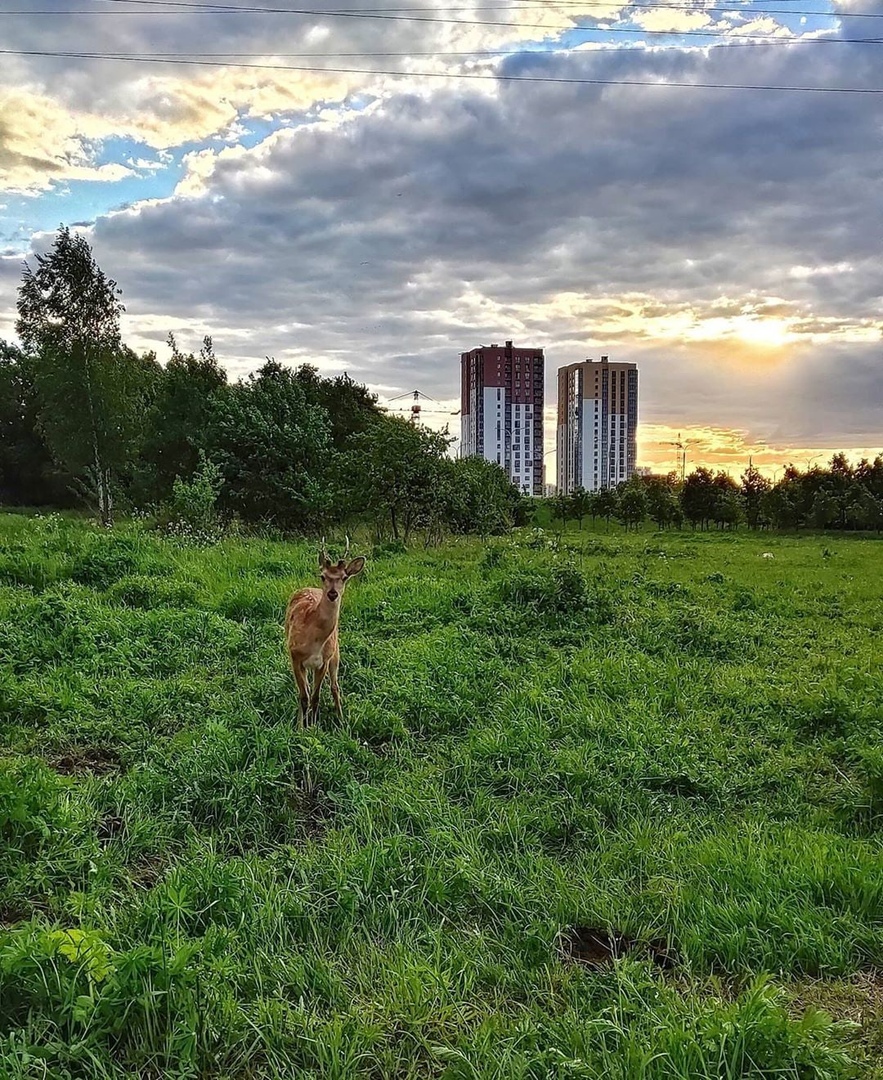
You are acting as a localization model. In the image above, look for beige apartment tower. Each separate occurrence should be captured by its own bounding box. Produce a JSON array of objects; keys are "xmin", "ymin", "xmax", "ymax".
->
[{"xmin": 557, "ymin": 356, "xmax": 638, "ymax": 493}]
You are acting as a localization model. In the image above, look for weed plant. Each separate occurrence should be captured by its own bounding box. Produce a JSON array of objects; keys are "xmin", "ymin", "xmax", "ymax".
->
[{"xmin": 1, "ymin": 514, "xmax": 881, "ymax": 1077}]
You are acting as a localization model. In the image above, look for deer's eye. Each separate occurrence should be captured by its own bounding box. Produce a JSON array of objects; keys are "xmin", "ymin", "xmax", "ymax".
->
[{"xmin": 320, "ymin": 574, "xmax": 326, "ymax": 582}]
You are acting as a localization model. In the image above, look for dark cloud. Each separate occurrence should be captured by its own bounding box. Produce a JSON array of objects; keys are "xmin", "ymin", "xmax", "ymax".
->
[{"xmin": 2, "ymin": 6, "xmax": 881, "ymax": 449}]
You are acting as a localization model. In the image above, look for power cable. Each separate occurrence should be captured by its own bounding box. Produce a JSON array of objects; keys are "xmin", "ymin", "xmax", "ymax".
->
[
  {"xmin": 6, "ymin": 0, "xmax": 881, "ymax": 24},
  {"xmin": 3, "ymin": 47, "xmax": 882, "ymax": 91}
]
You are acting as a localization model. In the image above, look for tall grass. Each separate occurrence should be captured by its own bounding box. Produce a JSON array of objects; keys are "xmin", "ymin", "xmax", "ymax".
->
[{"xmin": 1, "ymin": 514, "xmax": 881, "ymax": 1077}]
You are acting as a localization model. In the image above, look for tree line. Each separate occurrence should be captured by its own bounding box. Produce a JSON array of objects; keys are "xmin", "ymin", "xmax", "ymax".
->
[
  {"xmin": 2, "ymin": 227, "xmax": 880, "ymax": 540},
  {"xmin": 1, "ymin": 227, "xmax": 522, "ymax": 539},
  {"xmin": 549, "ymin": 456, "xmax": 883, "ymax": 533}
]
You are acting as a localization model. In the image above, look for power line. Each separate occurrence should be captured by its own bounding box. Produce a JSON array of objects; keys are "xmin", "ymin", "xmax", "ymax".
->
[
  {"xmin": 3, "ymin": 47, "xmax": 881, "ymax": 91},
  {"xmin": 12, "ymin": 35, "xmax": 873, "ymax": 56},
  {"xmin": 46, "ymin": 0, "xmax": 883, "ymax": 15},
  {"xmin": 4, "ymin": 28, "xmax": 880, "ymax": 48},
  {"xmin": 6, "ymin": 0, "xmax": 882, "ymax": 26}
]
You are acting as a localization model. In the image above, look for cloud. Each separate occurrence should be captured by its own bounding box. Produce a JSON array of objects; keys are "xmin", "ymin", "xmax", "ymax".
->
[
  {"xmin": 631, "ymin": 9, "xmax": 714, "ymax": 33},
  {"xmin": 2, "ymin": 3, "xmax": 881, "ymax": 467},
  {"xmin": 0, "ymin": 90, "xmax": 138, "ymax": 192},
  {"xmin": 0, "ymin": 0, "xmax": 635, "ymax": 180}
]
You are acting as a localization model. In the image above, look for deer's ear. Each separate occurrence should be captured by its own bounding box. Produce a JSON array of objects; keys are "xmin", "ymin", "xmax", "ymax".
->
[{"xmin": 345, "ymin": 557, "xmax": 365, "ymax": 578}]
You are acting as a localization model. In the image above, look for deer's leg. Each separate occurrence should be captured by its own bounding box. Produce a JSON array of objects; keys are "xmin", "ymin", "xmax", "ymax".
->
[
  {"xmin": 293, "ymin": 663, "xmax": 310, "ymax": 726},
  {"xmin": 329, "ymin": 653, "xmax": 343, "ymax": 721},
  {"xmin": 309, "ymin": 662, "xmax": 329, "ymax": 724}
]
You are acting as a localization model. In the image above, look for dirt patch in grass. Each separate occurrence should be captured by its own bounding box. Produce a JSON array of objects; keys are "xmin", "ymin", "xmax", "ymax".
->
[
  {"xmin": 97, "ymin": 813, "xmax": 126, "ymax": 843},
  {"xmin": 294, "ymin": 777, "xmax": 333, "ymax": 842},
  {"xmin": 560, "ymin": 926, "xmax": 678, "ymax": 970},
  {"xmin": 788, "ymin": 973, "xmax": 883, "ymax": 1066},
  {"xmin": 128, "ymin": 854, "xmax": 167, "ymax": 890},
  {"xmin": 0, "ymin": 898, "xmax": 51, "ymax": 927},
  {"xmin": 50, "ymin": 746, "xmax": 124, "ymax": 776}
]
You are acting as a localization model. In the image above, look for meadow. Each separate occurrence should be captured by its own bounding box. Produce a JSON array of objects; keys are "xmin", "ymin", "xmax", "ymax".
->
[{"xmin": 0, "ymin": 512, "xmax": 881, "ymax": 1079}]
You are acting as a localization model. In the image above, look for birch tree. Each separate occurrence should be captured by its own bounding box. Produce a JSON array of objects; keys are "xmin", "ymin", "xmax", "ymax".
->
[{"xmin": 16, "ymin": 227, "xmax": 150, "ymax": 525}]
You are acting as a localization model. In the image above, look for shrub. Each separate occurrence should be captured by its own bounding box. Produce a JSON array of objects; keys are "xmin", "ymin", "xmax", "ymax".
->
[
  {"xmin": 162, "ymin": 454, "xmax": 224, "ymax": 545},
  {"xmin": 71, "ymin": 534, "xmax": 166, "ymax": 589},
  {"xmin": 496, "ymin": 564, "xmax": 589, "ymax": 615}
]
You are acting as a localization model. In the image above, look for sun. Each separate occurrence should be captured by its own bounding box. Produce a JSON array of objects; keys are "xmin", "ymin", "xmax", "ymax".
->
[{"xmin": 733, "ymin": 316, "xmax": 793, "ymax": 348}]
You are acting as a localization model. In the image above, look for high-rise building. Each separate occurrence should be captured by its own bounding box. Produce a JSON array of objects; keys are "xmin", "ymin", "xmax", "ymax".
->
[
  {"xmin": 460, "ymin": 341, "xmax": 545, "ymax": 495},
  {"xmin": 556, "ymin": 356, "xmax": 638, "ymax": 494}
]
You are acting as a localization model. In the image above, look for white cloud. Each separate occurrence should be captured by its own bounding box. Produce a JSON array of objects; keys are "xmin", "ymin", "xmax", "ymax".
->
[{"xmin": 3, "ymin": 2, "xmax": 881, "ymax": 460}]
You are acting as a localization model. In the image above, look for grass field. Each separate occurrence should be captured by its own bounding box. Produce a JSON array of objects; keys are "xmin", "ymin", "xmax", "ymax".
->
[{"xmin": 1, "ymin": 512, "xmax": 882, "ymax": 1079}]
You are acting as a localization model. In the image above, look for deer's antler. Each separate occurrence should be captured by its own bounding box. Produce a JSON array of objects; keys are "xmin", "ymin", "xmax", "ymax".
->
[
  {"xmin": 320, "ymin": 536, "xmax": 330, "ymax": 566},
  {"xmin": 343, "ymin": 534, "xmax": 351, "ymax": 561}
]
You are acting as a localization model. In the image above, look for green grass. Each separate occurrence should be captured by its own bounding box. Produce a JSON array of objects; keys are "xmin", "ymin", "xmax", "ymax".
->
[{"xmin": 1, "ymin": 512, "xmax": 882, "ymax": 1078}]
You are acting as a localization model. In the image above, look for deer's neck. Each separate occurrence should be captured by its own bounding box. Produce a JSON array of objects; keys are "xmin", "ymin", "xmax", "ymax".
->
[{"xmin": 315, "ymin": 596, "xmax": 341, "ymax": 637}]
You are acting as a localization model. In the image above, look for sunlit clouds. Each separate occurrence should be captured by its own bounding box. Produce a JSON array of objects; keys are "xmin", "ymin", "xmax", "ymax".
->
[{"xmin": 1, "ymin": 0, "xmax": 881, "ymax": 473}]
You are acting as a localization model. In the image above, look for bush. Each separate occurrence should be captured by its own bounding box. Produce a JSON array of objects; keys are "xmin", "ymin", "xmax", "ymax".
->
[
  {"xmin": 371, "ymin": 539, "xmax": 407, "ymax": 560},
  {"xmin": 496, "ymin": 564, "xmax": 589, "ymax": 615},
  {"xmin": 71, "ymin": 534, "xmax": 168, "ymax": 588},
  {"xmin": 162, "ymin": 454, "xmax": 224, "ymax": 545}
]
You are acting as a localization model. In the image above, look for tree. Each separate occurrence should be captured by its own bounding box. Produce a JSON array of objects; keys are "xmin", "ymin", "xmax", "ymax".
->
[
  {"xmin": 16, "ymin": 227, "xmax": 156, "ymax": 525},
  {"xmin": 616, "ymin": 485, "xmax": 648, "ymax": 530},
  {"xmin": 711, "ymin": 471, "xmax": 742, "ymax": 529},
  {"xmin": 855, "ymin": 456, "xmax": 883, "ymax": 501},
  {"xmin": 846, "ymin": 484, "xmax": 883, "ymax": 532},
  {"xmin": 551, "ymin": 491, "xmax": 571, "ymax": 529},
  {"xmin": 340, "ymin": 417, "xmax": 451, "ymax": 542},
  {"xmin": 442, "ymin": 456, "xmax": 520, "ymax": 537},
  {"xmin": 810, "ymin": 489, "xmax": 838, "ymax": 530},
  {"xmin": 569, "ymin": 486, "xmax": 594, "ymax": 530},
  {"xmin": 0, "ymin": 341, "xmax": 74, "ymax": 506},
  {"xmin": 680, "ymin": 467, "xmax": 716, "ymax": 529},
  {"xmin": 645, "ymin": 476, "xmax": 681, "ymax": 530},
  {"xmin": 595, "ymin": 487, "xmax": 618, "ymax": 526},
  {"xmin": 210, "ymin": 360, "xmax": 332, "ymax": 530},
  {"xmin": 136, "ymin": 334, "xmax": 228, "ymax": 503},
  {"xmin": 740, "ymin": 463, "xmax": 770, "ymax": 529},
  {"xmin": 294, "ymin": 364, "xmax": 382, "ymax": 449},
  {"xmin": 762, "ymin": 480, "xmax": 801, "ymax": 530}
]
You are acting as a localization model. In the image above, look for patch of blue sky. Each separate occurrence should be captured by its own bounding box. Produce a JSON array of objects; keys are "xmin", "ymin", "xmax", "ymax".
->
[
  {"xmin": 546, "ymin": 0, "xmax": 842, "ymax": 50},
  {"xmin": 1, "ymin": 138, "xmax": 187, "ymax": 247},
  {"xmin": 0, "ymin": 114, "xmax": 310, "ymax": 249}
]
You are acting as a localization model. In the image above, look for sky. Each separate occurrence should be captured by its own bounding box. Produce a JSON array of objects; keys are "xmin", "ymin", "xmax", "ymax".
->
[{"xmin": 1, "ymin": 0, "xmax": 881, "ymax": 481}]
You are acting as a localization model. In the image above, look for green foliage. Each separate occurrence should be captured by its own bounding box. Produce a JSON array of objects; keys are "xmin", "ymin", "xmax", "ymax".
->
[
  {"xmin": 615, "ymin": 483, "xmax": 648, "ymax": 529},
  {"xmin": 595, "ymin": 487, "xmax": 618, "ymax": 522},
  {"xmin": 496, "ymin": 562, "xmax": 589, "ymax": 615},
  {"xmin": 293, "ymin": 363, "xmax": 383, "ymax": 449},
  {"xmin": 210, "ymin": 360, "xmax": 332, "ymax": 530},
  {"xmin": 135, "ymin": 334, "xmax": 228, "ymax": 504},
  {"xmin": 680, "ymin": 467, "xmax": 743, "ymax": 530},
  {"xmin": 339, "ymin": 416, "xmax": 452, "ymax": 541},
  {"xmin": 568, "ymin": 486, "xmax": 594, "ymax": 528},
  {"xmin": 0, "ymin": 341, "xmax": 75, "ymax": 507},
  {"xmin": 741, "ymin": 463, "xmax": 771, "ymax": 529},
  {"xmin": 163, "ymin": 453, "xmax": 225, "ymax": 544},
  {"xmin": 15, "ymin": 228, "xmax": 160, "ymax": 525},
  {"xmin": 442, "ymin": 456, "xmax": 521, "ymax": 536},
  {"xmin": 1, "ymin": 516, "xmax": 882, "ymax": 1075}
]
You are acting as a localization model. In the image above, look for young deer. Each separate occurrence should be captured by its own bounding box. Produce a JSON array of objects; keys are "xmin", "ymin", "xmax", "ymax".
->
[{"xmin": 285, "ymin": 538, "xmax": 365, "ymax": 724}]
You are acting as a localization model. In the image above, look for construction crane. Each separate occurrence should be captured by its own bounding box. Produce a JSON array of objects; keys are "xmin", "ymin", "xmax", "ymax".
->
[
  {"xmin": 667, "ymin": 433, "xmax": 690, "ymax": 481},
  {"xmin": 382, "ymin": 390, "xmax": 459, "ymax": 425}
]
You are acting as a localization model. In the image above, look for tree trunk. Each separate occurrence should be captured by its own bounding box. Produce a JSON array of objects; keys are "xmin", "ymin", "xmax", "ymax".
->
[
  {"xmin": 94, "ymin": 452, "xmax": 113, "ymax": 528},
  {"xmin": 85, "ymin": 344, "xmax": 113, "ymax": 527}
]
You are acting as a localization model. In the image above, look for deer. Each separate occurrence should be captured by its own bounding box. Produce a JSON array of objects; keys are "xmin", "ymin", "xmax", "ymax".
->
[{"xmin": 285, "ymin": 537, "xmax": 365, "ymax": 725}]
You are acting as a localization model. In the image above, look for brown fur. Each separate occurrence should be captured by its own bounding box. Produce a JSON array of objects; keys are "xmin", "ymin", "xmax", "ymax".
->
[{"xmin": 285, "ymin": 551, "xmax": 364, "ymax": 724}]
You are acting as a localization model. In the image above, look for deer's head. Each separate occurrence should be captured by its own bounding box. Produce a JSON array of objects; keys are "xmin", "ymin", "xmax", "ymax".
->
[{"xmin": 318, "ymin": 536, "xmax": 365, "ymax": 605}]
